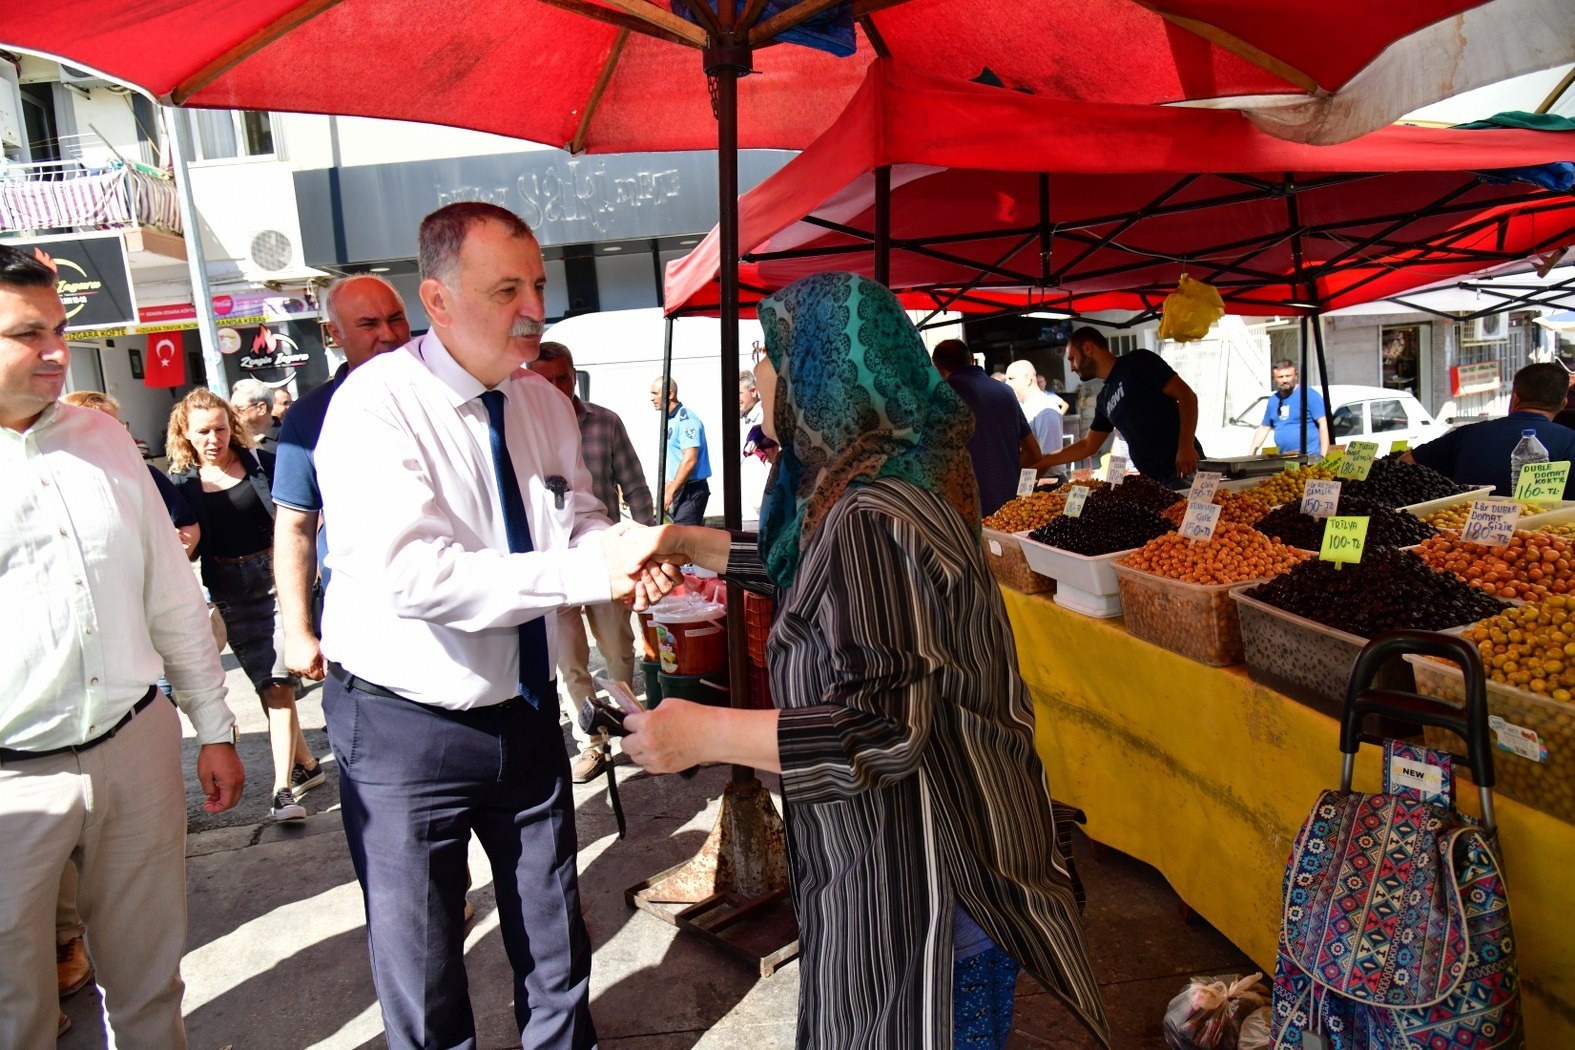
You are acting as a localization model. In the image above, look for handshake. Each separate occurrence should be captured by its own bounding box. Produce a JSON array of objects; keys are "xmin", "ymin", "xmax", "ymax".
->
[{"xmin": 600, "ymin": 521, "xmax": 695, "ymax": 610}]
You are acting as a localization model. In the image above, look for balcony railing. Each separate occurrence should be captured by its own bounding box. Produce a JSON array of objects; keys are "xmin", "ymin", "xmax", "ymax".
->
[{"xmin": 0, "ymin": 159, "xmax": 183, "ymax": 236}]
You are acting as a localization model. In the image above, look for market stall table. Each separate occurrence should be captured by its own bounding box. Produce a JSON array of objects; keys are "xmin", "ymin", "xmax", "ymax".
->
[{"xmin": 1002, "ymin": 588, "xmax": 1575, "ymax": 1044}]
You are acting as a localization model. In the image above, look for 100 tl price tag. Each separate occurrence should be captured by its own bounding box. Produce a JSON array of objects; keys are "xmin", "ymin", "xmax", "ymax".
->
[
  {"xmin": 1515, "ymin": 460, "xmax": 1571, "ymax": 501},
  {"xmin": 1320, "ymin": 515, "xmax": 1370, "ymax": 565},
  {"xmin": 1336, "ymin": 441, "xmax": 1380, "ymax": 481}
]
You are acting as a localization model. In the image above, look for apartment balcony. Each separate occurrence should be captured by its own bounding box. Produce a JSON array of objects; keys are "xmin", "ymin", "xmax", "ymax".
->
[{"xmin": 0, "ymin": 158, "xmax": 183, "ymax": 239}]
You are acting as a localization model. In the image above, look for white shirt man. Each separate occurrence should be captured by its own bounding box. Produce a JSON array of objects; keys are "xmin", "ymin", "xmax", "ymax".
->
[
  {"xmin": 739, "ymin": 370, "xmax": 769, "ymax": 524},
  {"xmin": 1005, "ymin": 360, "xmax": 1068, "ymax": 476},
  {"xmin": 0, "ymin": 243, "xmax": 242, "ymax": 1049}
]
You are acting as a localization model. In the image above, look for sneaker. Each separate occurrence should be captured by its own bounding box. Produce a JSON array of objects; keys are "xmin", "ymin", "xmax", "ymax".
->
[
  {"xmin": 270, "ymin": 787, "xmax": 306, "ymax": 821},
  {"xmin": 57, "ymin": 936, "xmax": 93, "ymax": 997},
  {"xmin": 290, "ymin": 760, "xmax": 327, "ymax": 796},
  {"xmin": 571, "ymin": 746, "xmax": 608, "ymax": 784}
]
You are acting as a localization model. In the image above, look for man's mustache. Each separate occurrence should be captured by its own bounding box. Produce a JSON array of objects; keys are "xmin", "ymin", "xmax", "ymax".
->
[{"xmin": 511, "ymin": 319, "xmax": 545, "ymax": 339}]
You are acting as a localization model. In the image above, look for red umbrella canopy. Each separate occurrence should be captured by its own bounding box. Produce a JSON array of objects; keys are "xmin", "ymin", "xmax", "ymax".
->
[
  {"xmin": 664, "ymin": 62, "xmax": 1575, "ymax": 318},
  {"xmin": 0, "ymin": 0, "xmax": 1541, "ymax": 152}
]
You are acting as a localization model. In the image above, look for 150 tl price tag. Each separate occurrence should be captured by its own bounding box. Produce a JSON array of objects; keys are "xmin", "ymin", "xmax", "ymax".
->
[
  {"xmin": 1461, "ymin": 500, "xmax": 1521, "ymax": 546},
  {"xmin": 1336, "ymin": 441, "xmax": 1380, "ymax": 481},
  {"xmin": 1063, "ymin": 485, "xmax": 1091, "ymax": 518},
  {"xmin": 1188, "ymin": 471, "xmax": 1222, "ymax": 504},
  {"xmin": 1515, "ymin": 460, "xmax": 1571, "ymax": 501},
  {"xmin": 1301, "ymin": 479, "xmax": 1342, "ymax": 518},
  {"xmin": 1320, "ymin": 515, "xmax": 1369, "ymax": 565},
  {"xmin": 1179, "ymin": 501, "xmax": 1222, "ymax": 541}
]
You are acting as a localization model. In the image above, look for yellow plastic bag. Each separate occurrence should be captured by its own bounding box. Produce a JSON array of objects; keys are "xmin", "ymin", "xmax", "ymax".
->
[{"xmin": 1158, "ymin": 274, "xmax": 1225, "ymax": 343}]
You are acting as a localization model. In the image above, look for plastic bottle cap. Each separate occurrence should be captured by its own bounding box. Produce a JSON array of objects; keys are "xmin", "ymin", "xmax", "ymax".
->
[{"xmin": 1524, "ymin": 429, "xmax": 1537, "ymax": 436}]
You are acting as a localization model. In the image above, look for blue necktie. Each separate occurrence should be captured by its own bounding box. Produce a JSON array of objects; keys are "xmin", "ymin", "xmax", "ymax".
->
[{"xmin": 479, "ymin": 390, "xmax": 549, "ymax": 709}]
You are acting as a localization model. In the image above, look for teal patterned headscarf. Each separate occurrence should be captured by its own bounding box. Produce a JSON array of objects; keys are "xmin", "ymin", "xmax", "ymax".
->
[{"xmin": 756, "ymin": 272, "xmax": 979, "ymax": 589}]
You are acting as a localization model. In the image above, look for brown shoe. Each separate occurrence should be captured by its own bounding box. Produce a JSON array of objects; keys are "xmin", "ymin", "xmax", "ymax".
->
[
  {"xmin": 571, "ymin": 746, "xmax": 608, "ymax": 784},
  {"xmin": 57, "ymin": 936, "xmax": 93, "ymax": 998}
]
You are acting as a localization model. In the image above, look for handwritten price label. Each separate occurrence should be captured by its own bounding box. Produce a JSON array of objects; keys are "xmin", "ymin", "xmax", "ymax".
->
[
  {"xmin": 1515, "ymin": 460, "xmax": 1571, "ymax": 502},
  {"xmin": 1107, "ymin": 455, "xmax": 1129, "ymax": 485},
  {"xmin": 1017, "ymin": 468, "xmax": 1038, "ymax": 498},
  {"xmin": 1188, "ymin": 471, "xmax": 1222, "ymax": 505},
  {"xmin": 1320, "ymin": 448, "xmax": 1343, "ymax": 470},
  {"xmin": 1336, "ymin": 441, "xmax": 1380, "ymax": 481},
  {"xmin": 1064, "ymin": 485, "xmax": 1092, "ymax": 518},
  {"xmin": 1319, "ymin": 515, "xmax": 1370, "ymax": 565},
  {"xmin": 1179, "ymin": 501, "xmax": 1222, "ymax": 541},
  {"xmin": 1390, "ymin": 439, "xmax": 1409, "ymax": 453},
  {"xmin": 1460, "ymin": 500, "xmax": 1521, "ymax": 546},
  {"xmin": 1301, "ymin": 479, "xmax": 1342, "ymax": 519}
]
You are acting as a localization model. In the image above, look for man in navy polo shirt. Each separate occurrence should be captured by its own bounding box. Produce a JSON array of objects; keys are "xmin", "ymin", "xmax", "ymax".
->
[
  {"xmin": 1405, "ymin": 362, "xmax": 1575, "ymax": 497},
  {"xmin": 932, "ymin": 338, "xmax": 1042, "ymax": 517},
  {"xmin": 272, "ymin": 274, "xmax": 410, "ymax": 681}
]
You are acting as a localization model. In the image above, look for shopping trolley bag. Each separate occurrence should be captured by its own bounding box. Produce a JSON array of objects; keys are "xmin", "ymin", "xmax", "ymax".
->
[{"xmin": 1271, "ymin": 631, "xmax": 1522, "ymax": 1049}]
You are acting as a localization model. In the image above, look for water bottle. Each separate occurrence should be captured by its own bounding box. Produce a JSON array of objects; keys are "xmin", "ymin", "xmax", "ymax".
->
[{"xmin": 1510, "ymin": 429, "xmax": 1549, "ymax": 493}]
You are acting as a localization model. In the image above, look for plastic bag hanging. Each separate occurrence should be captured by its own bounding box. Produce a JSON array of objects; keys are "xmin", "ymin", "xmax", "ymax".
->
[{"xmin": 1157, "ymin": 274, "xmax": 1225, "ymax": 343}]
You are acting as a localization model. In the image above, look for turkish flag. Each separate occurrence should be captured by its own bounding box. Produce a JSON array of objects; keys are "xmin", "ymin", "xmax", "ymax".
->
[{"xmin": 144, "ymin": 331, "xmax": 187, "ymax": 388}]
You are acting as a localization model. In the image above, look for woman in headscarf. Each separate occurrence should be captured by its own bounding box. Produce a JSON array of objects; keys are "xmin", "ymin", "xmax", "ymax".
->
[{"xmin": 622, "ymin": 273, "xmax": 1109, "ymax": 1049}]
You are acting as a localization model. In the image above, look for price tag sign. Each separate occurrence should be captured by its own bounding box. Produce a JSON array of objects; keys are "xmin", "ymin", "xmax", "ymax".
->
[
  {"xmin": 1179, "ymin": 501, "xmax": 1222, "ymax": 541},
  {"xmin": 1064, "ymin": 485, "xmax": 1091, "ymax": 518},
  {"xmin": 1262, "ymin": 445, "xmax": 1279, "ymax": 456},
  {"xmin": 1283, "ymin": 460, "xmax": 1299, "ymax": 472},
  {"xmin": 1319, "ymin": 515, "xmax": 1369, "ymax": 565},
  {"xmin": 1390, "ymin": 439, "xmax": 1409, "ymax": 453},
  {"xmin": 1460, "ymin": 500, "xmax": 1521, "ymax": 546},
  {"xmin": 1320, "ymin": 448, "xmax": 1343, "ymax": 470},
  {"xmin": 1188, "ymin": 471, "xmax": 1222, "ymax": 505},
  {"xmin": 1515, "ymin": 460, "xmax": 1571, "ymax": 501},
  {"xmin": 1016, "ymin": 468, "xmax": 1038, "ymax": 499},
  {"xmin": 1336, "ymin": 440, "xmax": 1380, "ymax": 481},
  {"xmin": 1107, "ymin": 455, "xmax": 1129, "ymax": 485},
  {"xmin": 1301, "ymin": 479, "xmax": 1342, "ymax": 518}
]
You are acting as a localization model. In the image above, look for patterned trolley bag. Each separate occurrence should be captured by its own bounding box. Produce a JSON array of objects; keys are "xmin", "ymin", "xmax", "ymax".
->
[{"xmin": 1271, "ymin": 631, "xmax": 1522, "ymax": 1050}]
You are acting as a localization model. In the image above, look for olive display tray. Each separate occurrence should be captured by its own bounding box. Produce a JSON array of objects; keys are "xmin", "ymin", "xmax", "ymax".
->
[
  {"xmin": 1406, "ymin": 653, "xmax": 1575, "ymax": 826},
  {"xmin": 1113, "ymin": 562, "xmax": 1269, "ymax": 667},
  {"xmin": 982, "ymin": 527, "xmax": 1054, "ymax": 595},
  {"xmin": 1396, "ymin": 487, "xmax": 1497, "ymax": 519},
  {"xmin": 1015, "ymin": 532, "xmax": 1134, "ymax": 596}
]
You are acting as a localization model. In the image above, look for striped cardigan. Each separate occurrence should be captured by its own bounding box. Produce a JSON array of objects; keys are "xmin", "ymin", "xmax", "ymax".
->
[{"xmin": 728, "ymin": 478, "xmax": 1110, "ymax": 1049}]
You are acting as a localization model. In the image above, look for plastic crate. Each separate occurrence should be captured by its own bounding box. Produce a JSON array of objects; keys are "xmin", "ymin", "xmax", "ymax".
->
[
  {"xmin": 743, "ymin": 589, "xmax": 774, "ymax": 665},
  {"xmin": 982, "ymin": 527, "xmax": 1054, "ymax": 595},
  {"xmin": 1113, "ymin": 563, "xmax": 1267, "ymax": 666},
  {"xmin": 1406, "ymin": 653, "xmax": 1575, "ymax": 824},
  {"xmin": 745, "ymin": 663, "xmax": 774, "ymax": 710},
  {"xmin": 1395, "ymin": 486, "xmax": 1496, "ymax": 519}
]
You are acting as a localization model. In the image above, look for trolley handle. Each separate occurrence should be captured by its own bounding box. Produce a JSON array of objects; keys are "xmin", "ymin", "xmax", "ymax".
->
[{"xmin": 1341, "ymin": 630, "xmax": 1495, "ymax": 790}]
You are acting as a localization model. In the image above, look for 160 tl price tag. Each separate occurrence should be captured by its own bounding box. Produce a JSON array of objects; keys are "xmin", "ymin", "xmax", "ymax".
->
[
  {"xmin": 1301, "ymin": 479, "xmax": 1342, "ymax": 518},
  {"xmin": 1320, "ymin": 515, "xmax": 1370, "ymax": 566},
  {"xmin": 1515, "ymin": 460, "xmax": 1571, "ymax": 502},
  {"xmin": 1063, "ymin": 485, "xmax": 1092, "ymax": 518},
  {"xmin": 1461, "ymin": 500, "xmax": 1521, "ymax": 546},
  {"xmin": 1336, "ymin": 441, "xmax": 1380, "ymax": 481},
  {"xmin": 1179, "ymin": 501, "xmax": 1222, "ymax": 541}
]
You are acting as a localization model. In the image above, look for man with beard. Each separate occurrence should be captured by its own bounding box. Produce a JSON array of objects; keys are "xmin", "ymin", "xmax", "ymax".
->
[
  {"xmin": 1249, "ymin": 359, "xmax": 1329, "ymax": 455},
  {"xmin": 1037, "ymin": 326, "xmax": 1202, "ymax": 486}
]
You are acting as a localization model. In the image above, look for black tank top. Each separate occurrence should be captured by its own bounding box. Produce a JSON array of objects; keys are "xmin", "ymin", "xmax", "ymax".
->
[{"xmin": 201, "ymin": 477, "xmax": 273, "ymax": 558}]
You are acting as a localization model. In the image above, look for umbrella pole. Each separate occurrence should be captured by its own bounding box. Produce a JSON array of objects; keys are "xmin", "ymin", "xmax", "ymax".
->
[
  {"xmin": 1312, "ymin": 312, "xmax": 1335, "ymax": 453},
  {"xmin": 625, "ymin": 23, "xmax": 797, "ymax": 978}
]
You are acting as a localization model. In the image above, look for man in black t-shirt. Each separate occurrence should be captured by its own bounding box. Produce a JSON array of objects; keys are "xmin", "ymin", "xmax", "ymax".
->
[{"xmin": 1036, "ymin": 327, "xmax": 1202, "ymax": 485}]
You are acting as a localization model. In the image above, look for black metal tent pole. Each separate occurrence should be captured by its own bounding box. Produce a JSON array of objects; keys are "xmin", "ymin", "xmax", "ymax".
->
[
  {"xmin": 1286, "ymin": 176, "xmax": 1312, "ymax": 458},
  {"xmin": 874, "ymin": 164, "xmax": 892, "ymax": 285},
  {"xmin": 657, "ymin": 315, "xmax": 674, "ymax": 506}
]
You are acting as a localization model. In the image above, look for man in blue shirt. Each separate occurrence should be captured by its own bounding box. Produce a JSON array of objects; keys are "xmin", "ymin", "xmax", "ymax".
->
[
  {"xmin": 272, "ymin": 274, "xmax": 410, "ymax": 682},
  {"xmin": 650, "ymin": 377, "xmax": 712, "ymax": 525},
  {"xmin": 932, "ymin": 339, "xmax": 1041, "ymax": 517},
  {"xmin": 1249, "ymin": 360, "xmax": 1329, "ymax": 455},
  {"xmin": 1406, "ymin": 362, "xmax": 1575, "ymax": 497}
]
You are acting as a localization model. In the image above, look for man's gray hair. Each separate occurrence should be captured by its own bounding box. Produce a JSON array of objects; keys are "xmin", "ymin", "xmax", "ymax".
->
[
  {"xmin": 231, "ymin": 378, "xmax": 274, "ymax": 410},
  {"xmin": 418, "ymin": 202, "xmax": 534, "ymax": 284},
  {"xmin": 536, "ymin": 340, "xmax": 573, "ymax": 367},
  {"xmin": 739, "ymin": 371, "xmax": 756, "ymax": 392},
  {"xmin": 324, "ymin": 272, "xmax": 402, "ymax": 332}
]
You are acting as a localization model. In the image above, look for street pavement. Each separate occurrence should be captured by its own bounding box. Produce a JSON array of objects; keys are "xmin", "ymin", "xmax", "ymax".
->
[{"xmin": 57, "ymin": 648, "xmax": 1255, "ymax": 1049}]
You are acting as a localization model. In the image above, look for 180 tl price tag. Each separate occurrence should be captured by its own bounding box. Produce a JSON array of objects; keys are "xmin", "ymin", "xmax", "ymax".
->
[
  {"xmin": 1336, "ymin": 441, "xmax": 1380, "ymax": 481},
  {"xmin": 1319, "ymin": 515, "xmax": 1370, "ymax": 566}
]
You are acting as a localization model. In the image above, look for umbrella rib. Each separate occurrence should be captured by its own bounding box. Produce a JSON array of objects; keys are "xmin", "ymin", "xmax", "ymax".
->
[
  {"xmin": 591, "ymin": 0, "xmax": 709, "ymax": 46},
  {"xmin": 1133, "ymin": 2, "xmax": 1320, "ymax": 94},
  {"xmin": 532, "ymin": 0, "xmax": 700, "ymax": 47},
  {"xmin": 739, "ymin": 0, "xmax": 773, "ymax": 33},
  {"xmin": 752, "ymin": 0, "xmax": 920, "ymax": 44},
  {"xmin": 170, "ymin": 0, "xmax": 348, "ymax": 104},
  {"xmin": 571, "ymin": 29, "xmax": 630, "ymax": 154}
]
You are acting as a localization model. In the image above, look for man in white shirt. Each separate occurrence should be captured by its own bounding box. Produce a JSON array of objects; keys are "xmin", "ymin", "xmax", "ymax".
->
[
  {"xmin": 738, "ymin": 368, "xmax": 770, "ymax": 523},
  {"xmin": 314, "ymin": 203, "xmax": 676, "ymax": 1050},
  {"xmin": 0, "ymin": 243, "xmax": 244, "ymax": 1049}
]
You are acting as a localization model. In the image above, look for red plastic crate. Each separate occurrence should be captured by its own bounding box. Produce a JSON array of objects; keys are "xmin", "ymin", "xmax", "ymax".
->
[
  {"xmin": 743, "ymin": 590, "xmax": 774, "ymax": 666},
  {"xmin": 745, "ymin": 663, "xmax": 774, "ymax": 710}
]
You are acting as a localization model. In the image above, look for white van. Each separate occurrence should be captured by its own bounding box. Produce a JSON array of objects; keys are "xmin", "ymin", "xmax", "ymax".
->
[{"xmin": 542, "ymin": 308, "xmax": 767, "ymax": 525}]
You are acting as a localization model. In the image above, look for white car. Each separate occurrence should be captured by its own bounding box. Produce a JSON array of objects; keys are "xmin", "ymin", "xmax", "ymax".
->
[{"xmin": 1202, "ymin": 384, "xmax": 1445, "ymax": 458}]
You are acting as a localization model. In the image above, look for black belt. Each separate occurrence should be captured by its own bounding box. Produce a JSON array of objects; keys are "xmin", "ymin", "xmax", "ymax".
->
[
  {"xmin": 327, "ymin": 663, "xmax": 540, "ymax": 711},
  {"xmin": 0, "ymin": 686, "xmax": 160, "ymax": 762}
]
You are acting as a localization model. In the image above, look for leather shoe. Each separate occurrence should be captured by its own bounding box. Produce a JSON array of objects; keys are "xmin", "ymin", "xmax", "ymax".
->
[
  {"xmin": 571, "ymin": 746, "xmax": 608, "ymax": 783},
  {"xmin": 57, "ymin": 936, "xmax": 93, "ymax": 998}
]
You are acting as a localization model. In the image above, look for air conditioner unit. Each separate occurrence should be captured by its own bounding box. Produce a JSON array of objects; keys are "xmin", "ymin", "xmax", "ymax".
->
[{"xmin": 1474, "ymin": 313, "xmax": 1508, "ymax": 342}]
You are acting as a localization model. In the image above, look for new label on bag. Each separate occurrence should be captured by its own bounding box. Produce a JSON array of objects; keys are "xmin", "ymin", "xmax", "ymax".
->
[
  {"xmin": 1389, "ymin": 754, "xmax": 1446, "ymax": 801},
  {"xmin": 1064, "ymin": 485, "xmax": 1092, "ymax": 518},
  {"xmin": 1017, "ymin": 468, "xmax": 1038, "ymax": 498},
  {"xmin": 1179, "ymin": 501, "xmax": 1222, "ymax": 541},
  {"xmin": 1461, "ymin": 500, "xmax": 1521, "ymax": 546},
  {"xmin": 1515, "ymin": 460, "xmax": 1571, "ymax": 502},
  {"xmin": 1301, "ymin": 479, "xmax": 1342, "ymax": 519},
  {"xmin": 1489, "ymin": 715, "xmax": 1548, "ymax": 763},
  {"xmin": 1319, "ymin": 515, "xmax": 1369, "ymax": 565},
  {"xmin": 1336, "ymin": 440, "xmax": 1380, "ymax": 481},
  {"xmin": 1107, "ymin": 455, "xmax": 1128, "ymax": 485},
  {"xmin": 1188, "ymin": 471, "xmax": 1222, "ymax": 504}
]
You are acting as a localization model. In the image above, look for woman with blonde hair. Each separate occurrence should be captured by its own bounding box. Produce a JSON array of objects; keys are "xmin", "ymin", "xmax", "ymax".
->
[{"xmin": 168, "ymin": 387, "xmax": 324, "ymax": 821}]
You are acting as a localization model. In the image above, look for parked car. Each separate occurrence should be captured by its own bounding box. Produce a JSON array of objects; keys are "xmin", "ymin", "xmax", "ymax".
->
[{"xmin": 1201, "ymin": 384, "xmax": 1445, "ymax": 458}]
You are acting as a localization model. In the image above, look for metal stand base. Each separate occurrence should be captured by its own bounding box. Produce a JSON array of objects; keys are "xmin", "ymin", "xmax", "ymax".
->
[{"xmin": 624, "ymin": 777, "xmax": 800, "ymax": 977}]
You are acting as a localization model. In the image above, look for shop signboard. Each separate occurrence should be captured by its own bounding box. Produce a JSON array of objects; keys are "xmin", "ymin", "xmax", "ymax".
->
[
  {"xmin": 15, "ymin": 232, "xmax": 136, "ymax": 331},
  {"xmin": 1451, "ymin": 360, "xmax": 1501, "ymax": 397}
]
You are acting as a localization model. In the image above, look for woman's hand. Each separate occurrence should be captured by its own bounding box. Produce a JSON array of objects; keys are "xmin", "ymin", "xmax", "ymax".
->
[{"xmin": 622, "ymin": 698, "xmax": 710, "ymax": 774}]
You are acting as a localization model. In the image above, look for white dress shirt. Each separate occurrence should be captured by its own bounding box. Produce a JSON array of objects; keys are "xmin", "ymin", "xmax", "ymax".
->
[
  {"xmin": 315, "ymin": 332, "xmax": 614, "ymax": 709},
  {"xmin": 1, "ymin": 403, "xmax": 234, "ymax": 750}
]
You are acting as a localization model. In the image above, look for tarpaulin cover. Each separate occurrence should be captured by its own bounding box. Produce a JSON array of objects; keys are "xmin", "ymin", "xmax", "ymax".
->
[
  {"xmin": 664, "ymin": 61, "xmax": 1575, "ymax": 319},
  {"xmin": 0, "ymin": 0, "xmax": 1550, "ymax": 152}
]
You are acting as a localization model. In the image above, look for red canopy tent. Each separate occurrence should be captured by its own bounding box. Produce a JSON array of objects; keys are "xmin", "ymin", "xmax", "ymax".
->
[{"xmin": 664, "ymin": 61, "xmax": 1575, "ymax": 323}]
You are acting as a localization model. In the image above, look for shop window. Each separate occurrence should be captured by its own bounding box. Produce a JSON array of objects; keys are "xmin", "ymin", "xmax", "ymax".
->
[
  {"xmin": 1369, "ymin": 399, "xmax": 1410, "ymax": 433},
  {"xmin": 193, "ymin": 110, "xmax": 276, "ymax": 161},
  {"xmin": 1331, "ymin": 403, "xmax": 1363, "ymax": 439}
]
